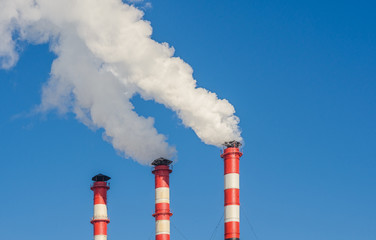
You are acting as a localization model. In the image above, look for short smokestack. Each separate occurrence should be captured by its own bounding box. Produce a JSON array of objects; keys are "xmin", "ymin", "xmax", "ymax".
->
[
  {"xmin": 221, "ymin": 141, "xmax": 242, "ymax": 240},
  {"xmin": 91, "ymin": 174, "xmax": 111, "ymax": 240},
  {"xmin": 152, "ymin": 158, "xmax": 173, "ymax": 240}
]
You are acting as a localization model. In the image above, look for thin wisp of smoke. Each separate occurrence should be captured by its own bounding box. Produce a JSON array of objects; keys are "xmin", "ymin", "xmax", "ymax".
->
[{"xmin": 0, "ymin": 0, "xmax": 242, "ymax": 164}]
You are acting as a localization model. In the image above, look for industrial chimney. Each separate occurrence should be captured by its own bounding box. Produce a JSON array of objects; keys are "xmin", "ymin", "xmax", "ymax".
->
[
  {"xmin": 152, "ymin": 158, "xmax": 173, "ymax": 240},
  {"xmin": 221, "ymin": 141, "xmax": 242, "ymax": 240},
  {"xmin": 91, "ymin": 174, "xmax": 111, "ymax": 240}
]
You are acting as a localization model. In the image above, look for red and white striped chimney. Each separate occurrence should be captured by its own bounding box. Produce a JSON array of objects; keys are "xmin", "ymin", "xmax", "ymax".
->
[
  {"xmin": 152, "ymin": 158, "xmax": 173, "ymax": 240},
  {"xmin": 91, "ymin": 174, "xmax": 111, "ymax": 240},
  {"xmin": 221, "ymin": 141, "xmax": 242, "ymax": 240}
]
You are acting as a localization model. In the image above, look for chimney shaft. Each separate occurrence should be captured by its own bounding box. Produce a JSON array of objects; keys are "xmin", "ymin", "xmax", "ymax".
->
[
  {"xmin": 221, "ymin": 141, "xmax": 242, "ymax": 240},
  {"xmin": 152, "ymin": 158, "xmax": 173, "ymax": 240},
  {"xmin": 91, "ymin": 174, "xmax": 111, "ymax": 240}
]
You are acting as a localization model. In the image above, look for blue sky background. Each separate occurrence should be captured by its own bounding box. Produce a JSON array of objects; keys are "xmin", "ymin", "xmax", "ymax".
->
[{"xmin": 1, "ymin": 0, "xmax": 375, "ymax": 239}]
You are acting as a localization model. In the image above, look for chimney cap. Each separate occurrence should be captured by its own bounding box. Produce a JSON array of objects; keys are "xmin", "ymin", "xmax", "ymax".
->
[
  {"xmin": 92, "ymin": 173, "xmax": 111, "ymax": 182},
  {"xmin": 223, "ymin": 140, "xmax": 242, "ymax": 148},
  {"xmin": 151, "ymin": 157, "xmax": 173, "ymax": 166}
]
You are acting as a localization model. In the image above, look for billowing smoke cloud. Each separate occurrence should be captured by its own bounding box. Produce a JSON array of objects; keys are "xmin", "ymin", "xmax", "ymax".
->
[{"xmin": 0, "ymin": 0, "xmax": 242, "ymax": 164}]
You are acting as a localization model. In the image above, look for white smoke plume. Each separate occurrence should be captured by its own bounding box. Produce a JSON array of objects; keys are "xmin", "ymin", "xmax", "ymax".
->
[{"xmin": 0, "ymin": 0, "xmax": 242, "ymax": 164}]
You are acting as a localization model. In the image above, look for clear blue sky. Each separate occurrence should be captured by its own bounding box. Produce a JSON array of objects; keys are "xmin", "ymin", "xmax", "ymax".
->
[{"xmin": 1, "ymin": 1, "xmax": 375, "ymax": 239}]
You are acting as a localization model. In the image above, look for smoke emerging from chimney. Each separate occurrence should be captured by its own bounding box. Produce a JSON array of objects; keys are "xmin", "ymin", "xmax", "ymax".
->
[{"xmin": 0, "ymin": 0, "xmax": 242, "ymax": 164}]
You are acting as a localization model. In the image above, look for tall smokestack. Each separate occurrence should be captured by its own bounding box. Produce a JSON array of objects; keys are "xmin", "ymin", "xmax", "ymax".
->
[
  {"xmin": 221, "ymin": 141, "xmax": 243, "ymax": 240},
  {"xmin": 152, "ymin": 158, "xmax": 173, "ymax": 240},
  {"xmin": 91, "ymin": 174, "xmax": 111, "ymax": 240}
]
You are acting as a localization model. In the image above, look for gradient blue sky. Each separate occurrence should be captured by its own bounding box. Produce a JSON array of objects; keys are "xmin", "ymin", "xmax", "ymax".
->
[{"xmin": 1, "ymin": 1, "xmax": 375, "ymax": 239}]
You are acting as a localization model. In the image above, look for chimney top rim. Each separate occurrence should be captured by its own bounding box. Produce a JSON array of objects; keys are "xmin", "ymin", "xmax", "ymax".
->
[
  {"xmin": 92, "ymin": 173, "xmax": 111, "ymax": 182},
  {"xmin": 223, "ymin": 140, "xmax": 242, "ymax": 148},
  {"xmin": 151, "ymin": 157, "xmax": 173, "ymax": 166}
]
